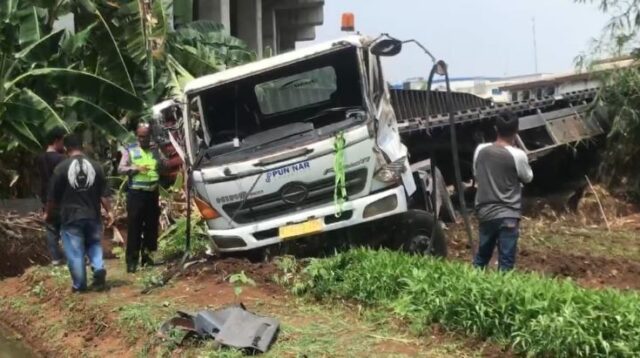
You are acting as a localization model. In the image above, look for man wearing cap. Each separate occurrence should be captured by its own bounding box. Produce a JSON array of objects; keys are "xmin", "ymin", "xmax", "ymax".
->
[{"xmin": 118, "ymin": 123, "xmax": 167, "ymax": 273}]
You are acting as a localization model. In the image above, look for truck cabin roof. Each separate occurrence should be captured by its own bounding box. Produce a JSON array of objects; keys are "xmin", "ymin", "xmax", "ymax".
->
[{"xmin": 184, "ymin": 35, "xmax": 370, "ymax": 95}]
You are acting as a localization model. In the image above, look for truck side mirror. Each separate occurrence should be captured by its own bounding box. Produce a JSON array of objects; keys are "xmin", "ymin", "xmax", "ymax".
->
[{"xmin": 370, "ymin": 39, "xmax": 402, "ymax": 57}]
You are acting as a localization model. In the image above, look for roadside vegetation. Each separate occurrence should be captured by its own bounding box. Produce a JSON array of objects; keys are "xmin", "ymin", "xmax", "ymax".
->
[
  {"xmin": 575, "ymin": 0, "xmax": 640, "ymax": 199},
  {"xmin": 288, "ymin": 248, "xmax": 640, "ymax": 357}
]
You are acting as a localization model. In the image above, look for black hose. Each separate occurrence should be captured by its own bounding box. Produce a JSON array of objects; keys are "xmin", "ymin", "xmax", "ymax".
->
[
  {"xmin": 439, "ymin": 61, "xmax": 475, "ymax": 252},
  {"xmin": 142, "ymin": 167, "xmax": 193, "ymax": 294},
  {"xmin": 181, "ymin": 168, "xmax": 192, "ymax": 266},
  {"xmin": 424, "ymin": 64, "xmax": 439, "ymax": 239}
]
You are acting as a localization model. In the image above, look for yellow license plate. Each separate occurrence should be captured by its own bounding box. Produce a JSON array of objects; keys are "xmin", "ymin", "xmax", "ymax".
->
[{"xmin": 279, "ymin": 219, "xmax": 324, "ymax": 240}]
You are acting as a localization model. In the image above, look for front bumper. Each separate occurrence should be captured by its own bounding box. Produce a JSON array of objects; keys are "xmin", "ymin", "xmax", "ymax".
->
[{"xmin": 208, "ymin": 186, "xmax": 407, "ymax": 252}]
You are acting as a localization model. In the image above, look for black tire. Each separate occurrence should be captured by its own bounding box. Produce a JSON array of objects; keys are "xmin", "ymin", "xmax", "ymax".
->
[{"xmin": 392, "ymin": 210, "xmax": 448, "ymax": 257}]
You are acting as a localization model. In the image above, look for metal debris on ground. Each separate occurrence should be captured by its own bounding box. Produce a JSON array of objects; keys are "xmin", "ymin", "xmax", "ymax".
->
[{"xmin": 158, "ymin": 303, "xmax": 279, "ymax": 354}]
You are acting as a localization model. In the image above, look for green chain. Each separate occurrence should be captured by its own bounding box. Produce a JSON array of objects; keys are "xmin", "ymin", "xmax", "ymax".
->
[{"xmin": 333, "ymin": 131, "xmax": 347, "ymax": 217}]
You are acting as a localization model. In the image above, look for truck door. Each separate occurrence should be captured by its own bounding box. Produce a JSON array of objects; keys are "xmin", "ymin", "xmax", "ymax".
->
[{"xmin": 369, "ymin": 55, "xmax": 416, "ymax": 195}]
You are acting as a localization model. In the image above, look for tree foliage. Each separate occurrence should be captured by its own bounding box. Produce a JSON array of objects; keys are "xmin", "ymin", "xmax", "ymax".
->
[
  {"xmin": 576, "ymin": 0, "xmax": 640, "ymax": 197},
  {"xmin": 0, "ymin": 0, "xmax": 255, "ymax": 152}
]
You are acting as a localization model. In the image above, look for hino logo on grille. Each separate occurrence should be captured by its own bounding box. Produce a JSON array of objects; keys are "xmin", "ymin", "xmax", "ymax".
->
[{"xmin": 280, "ymin": 183, "xmax": 309, "ymax": 204}]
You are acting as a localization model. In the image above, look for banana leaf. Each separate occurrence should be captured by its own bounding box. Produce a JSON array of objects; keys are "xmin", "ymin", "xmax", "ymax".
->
[
  {"xmin": 7, "ymin": 67, "xmax": 144, "ymax": 110},
  {"xmin": 59, "ymin": 95, "xmax": 131, "ymax": 143}
]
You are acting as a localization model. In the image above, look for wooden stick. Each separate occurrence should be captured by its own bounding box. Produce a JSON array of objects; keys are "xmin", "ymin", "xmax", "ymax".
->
[
  {"xmin": 367, "ymin": 334, "xmax": 414, "ymax": 344},
  {"xmin": 585, "ymin": 175, "xmax": 611, "ymax": 232}
]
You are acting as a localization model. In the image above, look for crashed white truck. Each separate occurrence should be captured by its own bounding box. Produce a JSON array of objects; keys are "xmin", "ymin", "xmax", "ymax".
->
[{"xmin": 154, "ymin": 34, "xmax": 607, "ymax": 257}]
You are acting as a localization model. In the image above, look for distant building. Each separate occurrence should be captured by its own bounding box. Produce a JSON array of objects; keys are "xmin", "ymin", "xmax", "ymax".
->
[
  {"xmin": 499, "ymin": 56, "xmax": 635, "ymax": 102},
  {"xmin": 398, "ymin": 56, "xmax": 636, "ymax": 103}
]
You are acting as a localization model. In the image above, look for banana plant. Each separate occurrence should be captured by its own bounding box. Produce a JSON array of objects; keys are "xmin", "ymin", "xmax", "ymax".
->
[
  {"xmin": 1, "ymin": 0, "xmax": 256, "ymax": 152},
  {"xmin": 0, "ymin": 0, "xmax": 142, "ymax": 151}
]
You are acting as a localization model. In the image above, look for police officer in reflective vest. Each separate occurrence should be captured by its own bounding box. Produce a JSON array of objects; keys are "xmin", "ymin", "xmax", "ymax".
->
[{"xmin": 118, "ymin": 123, "xmax": 166, "ymax": 273}]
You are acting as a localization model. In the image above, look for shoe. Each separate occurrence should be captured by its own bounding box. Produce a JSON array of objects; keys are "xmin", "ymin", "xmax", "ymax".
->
[
  {"xmin": 126, "ymin": 263, "xmax": 137, "ymax": 273},
  {"xmin": 71, "ymin": 286, "xmax": 87, "ymax": 294},
  {"xmin": 91, "ymin": 269, "xmax": 107, "ymax": 290}
]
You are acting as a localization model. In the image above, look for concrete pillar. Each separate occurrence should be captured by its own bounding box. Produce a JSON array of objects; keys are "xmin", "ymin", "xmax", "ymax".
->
[
  {"xmin": 197, "ymin": 0, "xmax": 231, "ymax": 33},
  {"xmin": 262, "ymin": 6, "xmax": 277, "ymax": 56},
  {"xmin": 236, "ymin": 0, "xmax": 263, "ymax": 58}
]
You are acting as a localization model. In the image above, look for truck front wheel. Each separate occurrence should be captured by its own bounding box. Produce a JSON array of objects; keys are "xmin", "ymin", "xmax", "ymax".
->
[{"xmin": 392, "ymin": 210, "xmax": 448, "ymax": 257}]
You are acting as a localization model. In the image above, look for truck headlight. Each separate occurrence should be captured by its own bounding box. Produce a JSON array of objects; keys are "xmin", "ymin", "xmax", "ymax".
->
[
  {"xmin": 363, "ymin": 194, "xmax": 398, "ymax": 218},
  {"xmin": 375, "ymin": 168, "xmax": 400, "ymax": 183},
  {"xmin": 374, "ymin": 157, "xmax": 406, "ymax": 184}
]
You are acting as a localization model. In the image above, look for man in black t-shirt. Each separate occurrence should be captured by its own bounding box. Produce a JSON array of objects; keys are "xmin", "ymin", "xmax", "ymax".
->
[
  {"xmin": 37, "ymin": 127, "xmax": 67, "ymax": 266},
  {"xmin": 46, "ymin": 134, "xmax": 114, "ymax": 292}
]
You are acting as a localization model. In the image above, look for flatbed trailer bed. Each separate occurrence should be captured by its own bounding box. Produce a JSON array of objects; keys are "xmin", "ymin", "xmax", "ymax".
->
[{"xmin": 392, "ymin": 88, "xmax": 606, "ymax": 162}]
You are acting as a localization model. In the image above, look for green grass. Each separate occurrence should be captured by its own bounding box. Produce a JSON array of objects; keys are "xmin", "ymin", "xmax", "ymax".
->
[
  {"xmin": 291, "ymin": 248, "xmax": 640, "ymax": 357},
  {"xmin": 116, "ymin": 301, "xmax": 170, "ymax": 343},
  {"xmin": 182, "ymin": 296, "xmax": 477, "ymax": 358}
]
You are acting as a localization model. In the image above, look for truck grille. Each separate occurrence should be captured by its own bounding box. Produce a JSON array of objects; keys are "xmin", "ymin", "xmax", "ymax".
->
[{"xmin": 222, "ymin": 168, "xmax": 368, "ymax": 224}]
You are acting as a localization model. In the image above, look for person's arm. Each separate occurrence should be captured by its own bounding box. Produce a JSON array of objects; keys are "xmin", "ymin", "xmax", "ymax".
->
[
  {"xmin": 152, "ymin": 147, "xmax": 171, "ymax": 174},
  {"xmin": 472, "ymin": 143, "xmax": 491, "ymax": 178},
  {"xmin": 507, "ymin": 147, "xmax": 533, "ymax": 184},
  {"xmin": 99, "ymin": 166, "xmax": 115, "ymax": 227},
  {"xmin": 45, "ymin": 166, "xmax": 64, "ymax": 222},
  {"xmin": 37, "ymin": 155, "xmax": 47, "ymax": 205},
  {"xmin": 117, "ymin": 149, "xmax": 139, "ymax": 176}
]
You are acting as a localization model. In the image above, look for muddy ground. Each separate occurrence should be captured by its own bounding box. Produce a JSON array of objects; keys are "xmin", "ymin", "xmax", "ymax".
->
[{"xmin": 0, "ymin": 188, "xmax": 638, "ymax": 357}]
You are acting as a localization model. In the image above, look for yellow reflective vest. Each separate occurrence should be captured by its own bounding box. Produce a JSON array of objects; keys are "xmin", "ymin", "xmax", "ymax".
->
[{"xmin": 127, "ymin": 144, "xmax": 159, "ymax": 191}]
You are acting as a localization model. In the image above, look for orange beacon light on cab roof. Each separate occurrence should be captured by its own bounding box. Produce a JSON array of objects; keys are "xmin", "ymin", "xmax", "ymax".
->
[{"xmin": 341, "ymin": 12, "xmax": 355, "ymax": 32}]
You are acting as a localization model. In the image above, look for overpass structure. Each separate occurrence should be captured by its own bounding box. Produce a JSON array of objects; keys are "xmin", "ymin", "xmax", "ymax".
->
[
  {"xmin": 184, "ymin": 0, "xmax": 325, "ymax": 57},
  {"xmin": 54, "ymin": 1, "xmax": 325, "ymax": 59}
]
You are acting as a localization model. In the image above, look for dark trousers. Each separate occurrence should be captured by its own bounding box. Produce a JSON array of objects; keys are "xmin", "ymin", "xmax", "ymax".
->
[
  {"xmin": 126, "ymin": 189, "xmax": 160, "ymax": 265},
  {"xmin": 473, "ymin": 218, "xmax": 520, "ymax": 271}
]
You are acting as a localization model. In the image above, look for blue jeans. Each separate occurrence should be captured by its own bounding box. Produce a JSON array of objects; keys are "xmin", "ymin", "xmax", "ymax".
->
[
  {"xmin": 45, "ymin": 221, "xmax": 64, "ymax": 262},
  {"xmin": 473, "ymin": 218, "xmax": 520, "ymax": 271},
  {"xmin": 61, "ymin": 219, "xmax": 105, "ymax": 290}
]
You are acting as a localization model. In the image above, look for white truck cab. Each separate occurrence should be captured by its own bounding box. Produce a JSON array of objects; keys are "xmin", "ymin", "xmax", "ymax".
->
[{"xmin": 158, "ymin": 35, "xmax": 447, "ymax": 256}]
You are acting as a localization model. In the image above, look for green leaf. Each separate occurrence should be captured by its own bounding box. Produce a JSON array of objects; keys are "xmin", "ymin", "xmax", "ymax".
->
[
  {"xmin": 76, "ymin": 0, "xmax": 96, "ymax": 13},
  {"xmin": 169, "ymin": 43, "xmax": 223, "ymax": 78},
  {"xmin": 0, "ymin": 109, "xmax": 41, "ymax": 150},
  {"xmin": 179, "ymin": 21, "xmax": 226, "ymax": 35},
  {"xmin": 60, "ymin": 22, "xmax": 96, "ymax": 58},
  {"xmin": 94, "ymin": 9, "xmax": 136, "ymax": 93},
  {"xmin": 15, "ymin": 29, "xmax": 64, "ymax": 63},
  {"xmin": 17, "ymin": 88, "xmax": 69, "ymax": 132},
  {"xmin": 150, "ymin": 0, "xmax": 171, "ymax": 41},
  {"xmin": 116, "ymin": 0, "xmax": 148, "ymax": 68},
  {"xmin": 59, "ymin": 95, "xmax": 129, "ymax": 143},
  {"xmin": 7, "ymin": 67, "xmax": 144, "ymax": 110},
  {"xmin": 18, "ymin": 6, "xmax": 43, "ymax": 46},
  {"xmin": 166, "ymin": 54, "xmax": 194, "ymax": 96}
]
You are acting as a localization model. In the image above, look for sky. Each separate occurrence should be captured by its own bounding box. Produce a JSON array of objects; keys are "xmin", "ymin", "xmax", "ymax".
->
[{"xmin": 298, "ymin": 0, "xmax": 610, "ymax": 83}]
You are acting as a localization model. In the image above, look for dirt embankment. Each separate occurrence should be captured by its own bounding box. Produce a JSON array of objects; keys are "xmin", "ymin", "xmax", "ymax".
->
[
  {"xmin": 450, "ymin": 186, "xmax": 640, "ymax": 290},
  {"xmin": 0, "ymin": 256, "xmax": 510, "ymax": 357},
  {"xmin": 0, "ymin": 212, "xmax": 49, "ymax": 278}
]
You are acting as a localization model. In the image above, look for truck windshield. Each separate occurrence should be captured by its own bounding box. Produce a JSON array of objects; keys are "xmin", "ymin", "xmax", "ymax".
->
[
  {"xmin": 255, "ymin": 66, "xmax": 337, "ymax": 115},
  {"xmin": 195, "ymin": 45, "xmax": 364, "ymax": 150}
]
